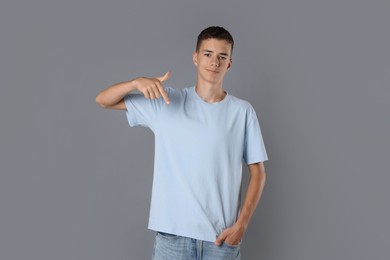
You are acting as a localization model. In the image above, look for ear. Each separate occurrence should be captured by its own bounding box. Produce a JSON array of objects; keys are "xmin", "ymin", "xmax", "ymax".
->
[
  {"xmin": 227, "ymin": 58, "xmax": 232, "ymax": 70},
  {"xmin": 193, "ymin": 51, "xmax": 198, "ymax": 66}
]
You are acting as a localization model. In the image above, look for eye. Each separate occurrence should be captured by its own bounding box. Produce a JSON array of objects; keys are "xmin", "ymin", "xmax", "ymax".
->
[
  {"xmin": 204, "ymin": 53, "xmax": 211, "ymax": 57},
  {"xmin": 219, "ymin": 56, "xmax": 227, "ymax": 61}
]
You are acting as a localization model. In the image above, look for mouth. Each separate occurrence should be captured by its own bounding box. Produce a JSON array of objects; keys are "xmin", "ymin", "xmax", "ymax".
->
[{"xmin": 206, "ymin": 69, "xmax": 219, "ymax": 74}]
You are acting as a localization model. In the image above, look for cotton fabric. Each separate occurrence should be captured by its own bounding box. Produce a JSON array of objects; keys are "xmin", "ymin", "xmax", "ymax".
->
[{"xmin": 124, "ymin": 86, "xmax": 268, "ymax": 242}]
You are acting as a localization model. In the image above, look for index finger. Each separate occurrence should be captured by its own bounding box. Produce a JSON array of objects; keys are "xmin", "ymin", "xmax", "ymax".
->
[{"xmin": 157, "ymin": 83, "xmax": 170, "ymax": 105}]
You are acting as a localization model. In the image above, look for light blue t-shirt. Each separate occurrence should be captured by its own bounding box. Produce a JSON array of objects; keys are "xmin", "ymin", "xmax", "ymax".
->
[{"xmin": 124, "ymin": 85, "xmax": 268, "ymax": 242}]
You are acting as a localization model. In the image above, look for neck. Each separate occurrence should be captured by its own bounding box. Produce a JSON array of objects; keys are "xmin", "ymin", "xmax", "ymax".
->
[{"xmin": 195, "ymin": 81, "xmax": 226, "ymax": 103}]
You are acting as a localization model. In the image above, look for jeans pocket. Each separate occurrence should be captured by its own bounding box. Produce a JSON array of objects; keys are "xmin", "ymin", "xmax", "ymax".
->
[{"xmin": 223, "ymin": 240, "xmax": 241, "ymax": 249}]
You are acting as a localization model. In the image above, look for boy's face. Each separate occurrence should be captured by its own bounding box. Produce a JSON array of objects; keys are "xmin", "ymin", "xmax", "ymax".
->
[{"xmin": 193, "ymin": 38, "xmax": 232, "ymax": 86}]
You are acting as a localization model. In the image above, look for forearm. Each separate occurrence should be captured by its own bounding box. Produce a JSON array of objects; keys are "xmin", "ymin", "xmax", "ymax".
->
[
  {"xmin": 236, "ymin": 162, "xmax": 266, "ymax": 229},
  {"xmin": 95, "ymin": 79, "xmax": 138, "ymax": 108},
  {"xmin": 215, "ymin": 162, "xmax": 266, "ymax": 245}
]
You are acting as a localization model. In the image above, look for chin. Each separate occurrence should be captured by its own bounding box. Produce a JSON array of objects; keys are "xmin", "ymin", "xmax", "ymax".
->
[{"xmin": 206, "ymin": 79, "xmax": 222, "ymax": 85}]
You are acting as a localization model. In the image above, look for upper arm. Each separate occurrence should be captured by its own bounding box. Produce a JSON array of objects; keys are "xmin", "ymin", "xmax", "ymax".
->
[
  {"xmin": 248, "ymin": 162, "xmax": 266, "ymax": 177},
  {"xmin": 102, "ymin": 98, "xmax": 127, "ymax": 110},
  {"xmin": 243, "ymin": 106, "xmax": 268, "ymax": 165}
]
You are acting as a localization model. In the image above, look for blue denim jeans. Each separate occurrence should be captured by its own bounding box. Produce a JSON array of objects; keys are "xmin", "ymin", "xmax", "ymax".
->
[{"xmin": 152, "ymin": 232, "xmax": 241, "ymax": 260}]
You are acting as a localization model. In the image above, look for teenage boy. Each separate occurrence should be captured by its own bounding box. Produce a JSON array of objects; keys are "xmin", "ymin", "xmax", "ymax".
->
[{"xmin": 96, "ymin": 26, "xmax": 268, "ymax": 260}]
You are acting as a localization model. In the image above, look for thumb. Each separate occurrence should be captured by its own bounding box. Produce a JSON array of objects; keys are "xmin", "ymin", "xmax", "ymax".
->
[
  {"xmin": 157, "ymin": 71, "xmax": 170, "ymax": 82},
  {"xmin": 215, "ymin": 230, "xmax": 228, "ymax": 246}
]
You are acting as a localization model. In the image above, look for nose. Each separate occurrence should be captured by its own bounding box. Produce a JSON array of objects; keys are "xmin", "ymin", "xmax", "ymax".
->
[{"xmin": 211, "ymin": 56, "xmax": 220, "ymax": 67}]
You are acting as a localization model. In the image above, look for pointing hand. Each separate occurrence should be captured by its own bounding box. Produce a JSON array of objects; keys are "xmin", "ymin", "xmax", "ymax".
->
[{"xmin": 135, "ymin": 71, "xmax": 171, "ymax": 104}]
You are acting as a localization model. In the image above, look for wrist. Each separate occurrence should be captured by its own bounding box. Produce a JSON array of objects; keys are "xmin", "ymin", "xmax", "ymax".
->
[
  {"xmin": 126, "ymin": 79, "xmax": 139, "ymax": 92},
  {"xmin": 236, "ymin": 214, "xmax": 251, "ymax": 230}
]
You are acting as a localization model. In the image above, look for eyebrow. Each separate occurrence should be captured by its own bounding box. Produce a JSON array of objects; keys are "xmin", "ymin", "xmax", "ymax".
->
[{"xmin": 203, "ymin": 49, "xmax": 230, "ymax": 57}]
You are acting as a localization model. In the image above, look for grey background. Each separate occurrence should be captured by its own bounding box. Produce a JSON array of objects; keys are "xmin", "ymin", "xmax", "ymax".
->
[{"xmin": 1, "ymin": 0, "xmax": 389, "ymax": 259}]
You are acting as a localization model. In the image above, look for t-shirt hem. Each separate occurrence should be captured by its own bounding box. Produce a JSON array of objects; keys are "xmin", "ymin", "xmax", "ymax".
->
[
  {"xmin": 246, "ymin": 157, "xmax": 269, "ymax": 165},
  {"xmin": 148, "ymin": 224, "xmax": 217, "ymax": 243}
]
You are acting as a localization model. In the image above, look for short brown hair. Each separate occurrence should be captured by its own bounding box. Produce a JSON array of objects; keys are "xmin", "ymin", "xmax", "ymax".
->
[{"xmin": 195, "ymin": 26, "xmax": 234, "ymax": 55}]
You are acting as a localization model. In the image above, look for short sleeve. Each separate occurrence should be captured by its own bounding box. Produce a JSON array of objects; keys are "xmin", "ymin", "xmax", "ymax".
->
[
  {"xmin": 124, "ymin": 87, "xmax": 171, "ymax": 130},
  {"xmin": 243, "ymin": 105, "xmax": 268, "ymax": 165}
]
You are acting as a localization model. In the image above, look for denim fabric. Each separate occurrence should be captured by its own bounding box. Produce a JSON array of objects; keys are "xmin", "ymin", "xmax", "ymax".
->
[{"xmin": 152, "ymin": 232, "xmax": 240, "ymax": 260}]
